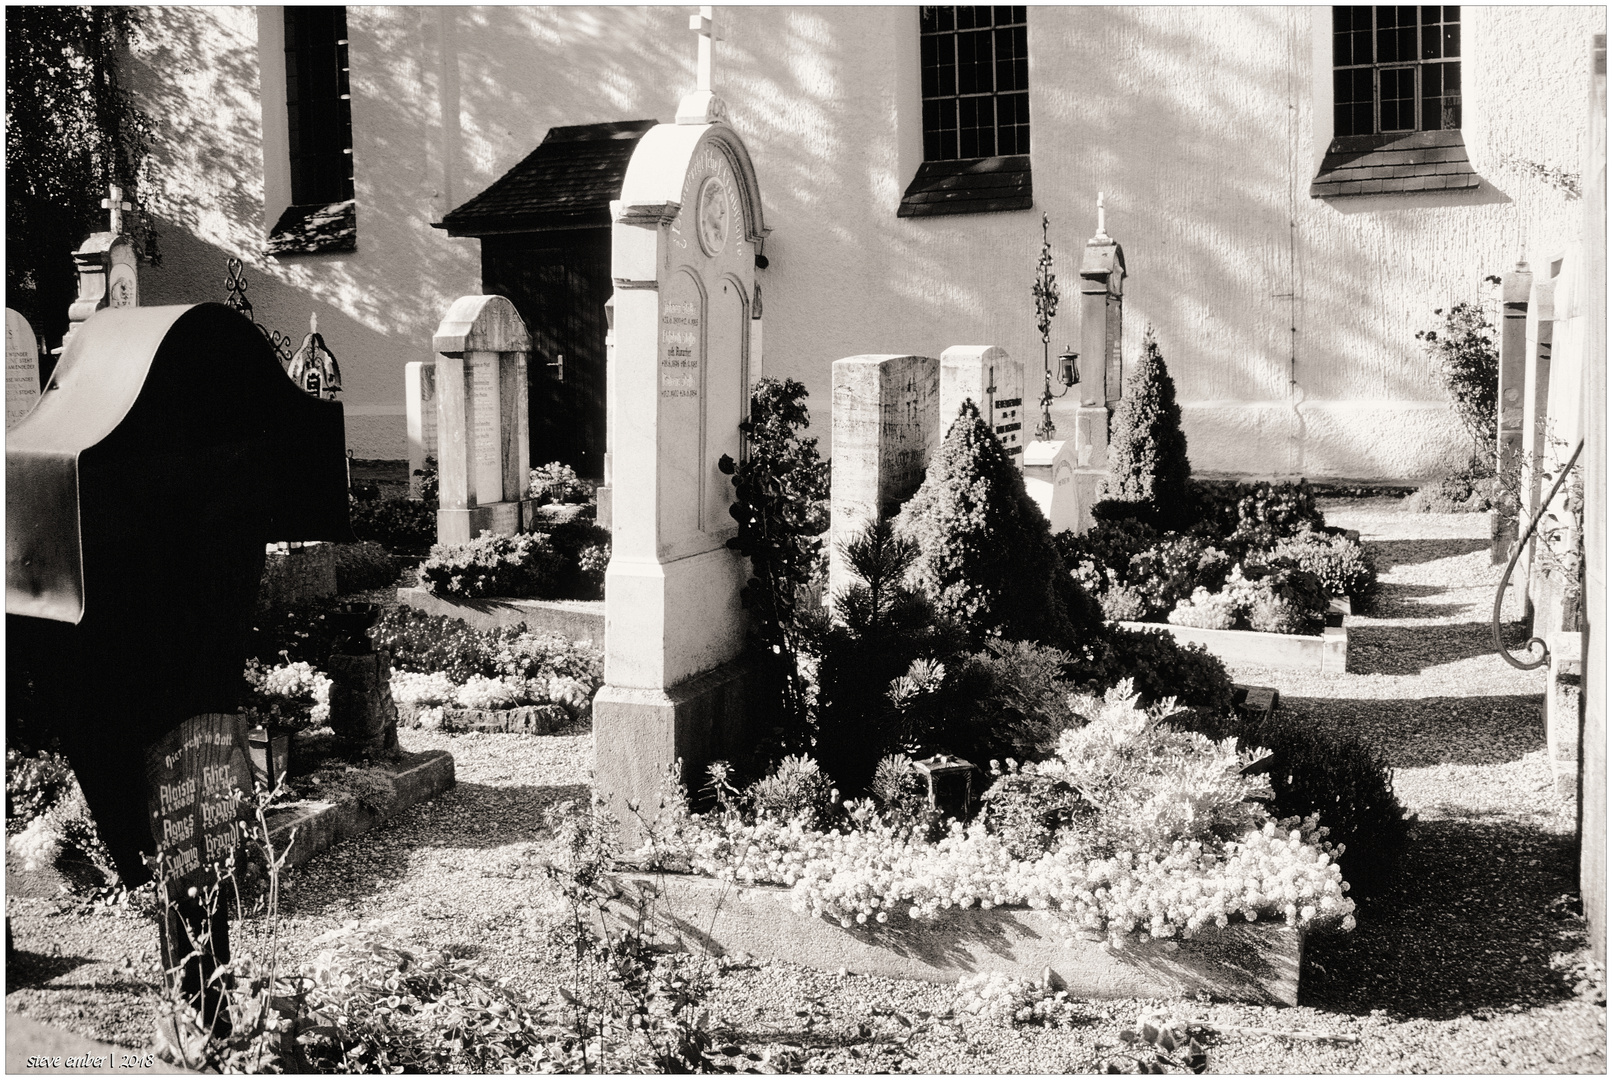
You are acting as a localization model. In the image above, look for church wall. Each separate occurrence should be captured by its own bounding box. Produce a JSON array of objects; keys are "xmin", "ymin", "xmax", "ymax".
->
[{"xmin": 125, "ymin": 5, "xmax": 1602, "ymax": 478}]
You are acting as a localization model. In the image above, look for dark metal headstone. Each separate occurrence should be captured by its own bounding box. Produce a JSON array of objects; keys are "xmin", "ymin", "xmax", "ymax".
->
[{"xmin": 6, "ymin": 302, "xmax": 350, "ymax": 1032}]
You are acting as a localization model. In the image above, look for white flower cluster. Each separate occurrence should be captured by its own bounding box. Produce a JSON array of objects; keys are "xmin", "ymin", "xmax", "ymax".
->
[
  {"xmin": 453, "ymin": 673, "xmax": 539, "ymax": 710},
  {"xmin": 954, "ymin": 972, "xmax": 1081, "ymax": 1027},
  {"xmin": 261, "ymin": 661, "xmax": 331, "ymax": 705},
  {"xmin": 390, "ymin": 670, "xmax": 458, "ymax": 707},
  {"xmin": 656, "ymin": 806, "xmax": 1355, "ymax": 944},
  {"xmin": 8, "ymin": 816, "xmax": 61, "ymax": 871}
]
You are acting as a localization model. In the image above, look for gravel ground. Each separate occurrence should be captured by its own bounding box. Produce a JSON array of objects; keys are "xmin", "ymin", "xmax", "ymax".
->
[{"xmin": 6, "ymin": 498, "xmax": 1606, "ymax": 1073}]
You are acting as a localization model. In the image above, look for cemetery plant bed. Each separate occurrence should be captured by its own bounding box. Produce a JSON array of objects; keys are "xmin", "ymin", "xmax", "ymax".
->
[
  {"xmin": 395, "ymin": 700, "xmax": 575, "ymax": 735},
  {"xmin": 264, "ymin": 747, "xmax": 455, "ymax": 870},
  {"xmin": 1119, "ymin": 596, "xmax": 1351, "ymax": 675},
  {"xmin": 605, "ymin": 869, "xmax": 1304, "ymax": 1005},
  {"xmin": 397, "ymin": 584, "xmax": 604, "ymax": 642}
]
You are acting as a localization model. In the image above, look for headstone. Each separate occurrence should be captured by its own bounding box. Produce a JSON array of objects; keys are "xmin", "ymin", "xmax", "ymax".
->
[
  {"xmin": 940, "ymin": 345, "xmax": 1025, "ymax": 464},
  {"xmin": 1075, "ymin": 194, "xmax": 1125, "ymax": 468},
  {"xmin": 404, "ymin": 360, "xmax": 439, "ymax": 498},
  {"xmin": 6, "ymin": 308, "xmax": 42, "ymax": 429},
  {"xmin": 828, "ymin": 354, "xmax": 939, "ymax": 599},
  {"xmin": 432, "ymin": 295, "xmax": 538, "ymax": 544},
  {"xmin": 593, "ymin": 35, "xmax": 768, "ymax": 839},
  {"xmin": 1495, "ymin": 258, "xmax": 1532, "ymax": 562},
  {"xmin": 61, "ymin": 185, "xmax": 139, "ymax": 353},
  {"xmin": 1022, "ymin": 438, "xmax": 1095, "ymax": 535},
  {"xmin": 1518, "ymin": 258, "xmax": 1560, "ymax": 615},
  {"xmin": 7, "ymin": 302, "xmax": 349, "ymax": 1026},
  {"xmin": 144, "ymin": 714, "xmax": 255, "ymax": 898}
]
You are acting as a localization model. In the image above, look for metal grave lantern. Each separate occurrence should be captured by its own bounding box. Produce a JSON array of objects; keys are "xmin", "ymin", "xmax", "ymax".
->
[
  {"xmin": 285, "ymin": 312, "xmax": 342, "ymax": 399},
  {"xmin": 912, "ymin": 753, "xmax": 977, "ymax": 821}
]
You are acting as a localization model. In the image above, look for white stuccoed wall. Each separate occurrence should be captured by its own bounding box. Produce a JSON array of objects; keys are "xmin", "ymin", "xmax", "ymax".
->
[{"xmin": 125, "ymin": 6, "xmax": 1603, "ymax": 476}]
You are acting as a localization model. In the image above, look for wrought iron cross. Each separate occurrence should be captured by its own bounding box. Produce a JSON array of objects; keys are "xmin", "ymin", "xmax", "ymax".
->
[
  {"xmin": 101, "ymin": 185, "xmax": 132, "ymax": 234},
  {"xmin": 689, "ymin": 6, "xmax": 721, "ymax": 92}
]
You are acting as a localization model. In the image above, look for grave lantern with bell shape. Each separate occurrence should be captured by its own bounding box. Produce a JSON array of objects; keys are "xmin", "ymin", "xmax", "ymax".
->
[{"xmin": 285, "ymin": 312, "xmax": 342, "ymax": 400}]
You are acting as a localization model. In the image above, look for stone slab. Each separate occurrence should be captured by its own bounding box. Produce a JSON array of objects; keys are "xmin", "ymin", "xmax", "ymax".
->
[
  {"xmin": 606, "ymin": 871, "xmax": 1302, "ymax": 1005},
  {"xmin": 264, "ymin": 749, "xmax": 455, "ymax": 870},
  {"xmin": 397, "ymin": 585, "xmax": 604, "ymax": 642},
  {"xmin": 5, "ymin": 1012, "xmax": 188, "ymax": 1074},
  {"xmin": 397, "ymin": 701, "xmax": 571, "ymax": 734},
  {"xmin": 1119, "ymin": 597, "xmax": 1349, "ymax": 675},
  {"xmin": 1545, "ymin": 631, "xmax": 1583, "ymax": 798}
]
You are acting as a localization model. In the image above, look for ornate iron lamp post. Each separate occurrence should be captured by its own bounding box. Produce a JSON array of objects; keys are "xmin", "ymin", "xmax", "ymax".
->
[{"xmin": 1032, "ymin": 213, "xmax": 1077, "ymax": 441}]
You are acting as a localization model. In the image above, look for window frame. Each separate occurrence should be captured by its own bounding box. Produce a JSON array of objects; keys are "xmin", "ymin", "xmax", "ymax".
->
[
  {"xmin": 267, "ymin": 6, "xmax": 357, "ymax": 255},
  {"xmin": 1331, "ymin": 5, "xmax": 1462, "ymax": 139}
]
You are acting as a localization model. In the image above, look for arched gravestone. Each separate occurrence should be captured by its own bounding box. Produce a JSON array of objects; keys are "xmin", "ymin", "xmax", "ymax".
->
[
  {"xmin": 595, "ymin": 120, "xmax": 767, "ymax": 836},
  {"xmin": 6, "ymin": 303, "xmax": 348, "ymax": 1023}
]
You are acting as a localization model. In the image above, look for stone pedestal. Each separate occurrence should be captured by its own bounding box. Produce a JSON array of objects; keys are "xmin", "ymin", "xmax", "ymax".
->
[
  {"xmin": 432, "ymin": 296, "xmax": 533, "ymax": 546},
  {"xmin": 1495, "ymin": 262, "xmax": 1532, "ymax": 562},
  {"xmin": 328, "ymin": 649, "xmax": 399, "ymax": 759},
  {"xmin": 828, "ymin": 353, "xmax": 939, "ymax": 598},
  {"xmin": 1078, "ymin": 220, "xmax": 1125, "ymax": 409}
]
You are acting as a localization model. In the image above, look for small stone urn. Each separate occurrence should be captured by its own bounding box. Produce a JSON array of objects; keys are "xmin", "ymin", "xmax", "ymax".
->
[{"xmin": 326, "ymin": 602, "xmax": 398, "ymax": 759}]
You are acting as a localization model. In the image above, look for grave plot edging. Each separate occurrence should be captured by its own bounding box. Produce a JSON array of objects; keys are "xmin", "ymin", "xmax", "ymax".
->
[
  {"xmin": 397, "ymin": 585, "xmax": 604, "ymax": 642},
  {"xmin": 1118, "ymin": 597, "xmax": 1350, "ymax": 674},
  {"xmin": 608, "ymin": 871, "xmax": 1303, "ymax": 1006},
  {"xmin": 265, "ymin": 749, "xmax": 455, "ymax": 870}
]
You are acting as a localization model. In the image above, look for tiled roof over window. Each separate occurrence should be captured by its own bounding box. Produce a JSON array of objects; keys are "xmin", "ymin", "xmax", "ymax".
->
[
  {"xmin": 898, "ymin": 155, "xmax": 1033, "ymax": 218},
  {"xmin": 1310, "ymin": 129, "xmax": 1479, "ymax": 198},
  {"xmin": 436, "ymin": 120, "xmax": 658, "ymax": 235}
]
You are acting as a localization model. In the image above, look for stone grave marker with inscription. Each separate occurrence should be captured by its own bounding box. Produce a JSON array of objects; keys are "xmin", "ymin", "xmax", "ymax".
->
[
  {"xmin": 7, "ymin": 302, "xmax": 350, "ymax": 1030},
  {"xmin": 828, "ymin": 354, "xmax": 940, "ymax": 599},
  {"xmin": 593, "ymin": 30, "xmax": 769, "ymax": 839},
  {"xmin": 6, "ymin": 307, "xmax": 42, "ymax": 429},
  {"xmin": 432, "ymin": 295, "xmax": 539, "ymax": 544},
  {"xmin": 404, "ymin": 360, "xmax": 439, "ymax": 497},
  {"xmin": 940, "ymin": 344, "xmax": 1024, "ymax": 463}
]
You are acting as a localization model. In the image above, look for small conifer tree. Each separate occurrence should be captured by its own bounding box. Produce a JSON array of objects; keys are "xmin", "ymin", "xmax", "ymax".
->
[
  {"xmin": 893, "ymin": 401, "xmax": 1099, "ymax": 648},
  {"xmin": 1102, "ymin": 327, "xmax": 1192, "ymax": 526}
]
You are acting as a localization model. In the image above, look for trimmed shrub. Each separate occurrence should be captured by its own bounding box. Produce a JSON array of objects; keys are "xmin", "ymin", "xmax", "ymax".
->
[
  {"xmin": 1101, "ymin": 328, "xmax": 1192, "ymax": 528},
  {"xmin": 930, "ymin": 639, "xmax": 1084, "ymax": 765},
  {"xmin": 418, "ymin": 531, "xmax": 565, "ymax": 600},
  {"xmin": 1266, "ymin": 527, "xmax": 1377, "ymax": 602},
  {"xmin": 1125, "ymin": 534, "xmax": 1233, "ymax": 620},
  {"xmin": 1073, "ymin": 624, "xmax": 1237, "ymax": 715},
  {"xmin": 1181, "ymin": 710, "xmax": 1409, "ymax": 901},
  {"xmin": 348, "ymin": 494, "xmax": 437, "ymax": 549},
  {"xmin": 331, "ymin": 541, "xmax": 401, "ymax": 594},
  {"xmin": 546, "ymin": 519, "xmax": 613, "ymax": 600},
  {"xmin": 894, "ymin": 401, "xmax": 1096, "ymax": 648},
  {"xmin": 1055, "ymin": 519, "xmax": 1160, "ymax": 578}
]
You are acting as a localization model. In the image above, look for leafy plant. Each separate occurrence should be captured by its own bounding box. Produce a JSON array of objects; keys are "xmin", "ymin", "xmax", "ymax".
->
[
  {"xmin": 1102, "ymin": 328, "xmax": 1193, "ymax": 528},
  {"xmin": 413, "ymin": 455, "xmax": 439, "ymax": 504},
  {"xmin": 1416, "ymin": 300, "xmax": 1499, "ymax": 464},
  {"xmin": 1072, "ymin": 625, "xmax": 1237, "ymax": 715},
  {"xmin": 894, "ymin": 400, "xmax": 1097, "ymax": 648},
  {"xmin": 529, "ymin": 461, "xmax": 589, "ymax": 504},
  {"xmin": 372, "ymin": 606, "xmax": 603, "ymax": 690},
  {"xmin": 978, "ymin": 759, "xmax": 1092, "ymax": 862},
  {"xmin": 1106, "ymin": 1015, "xmax": 1208, "ymax": 1074},
  {"xmin": 745, "ymin": 755, "xmax": 838, "ymax": 832},
  {"xmin": 1265, "ymin": 527, "xmax": 1377, "ymax": 603},
  {"xmin": 546, "ymin": 518, "xmax": 612, "ymax": 600},
  {"xmin": 418, "ymin": 530, "xmax": 565, "ymax": 599},
  {"xmin": 720, "ymin": 377, "xmax": 830, "ymax": 759}
]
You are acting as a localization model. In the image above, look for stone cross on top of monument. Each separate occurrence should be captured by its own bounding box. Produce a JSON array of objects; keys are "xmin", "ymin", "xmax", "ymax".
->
[
  {"xmin": 102, "ymin": 184, "xmax": 132, "ymax": 235},
  {"xmin": 677, "ymin": 5, "xmax": 728, "ymax": 125},
  {"xmin": 1095, "ymin": 191, "xmax": 1109, "ymax": 241}
]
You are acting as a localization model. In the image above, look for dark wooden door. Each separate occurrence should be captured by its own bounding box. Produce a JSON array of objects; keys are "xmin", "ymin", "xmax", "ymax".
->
[{"xmin": 480, "ymin": 228, "xmax": 611, "ymax": 479}]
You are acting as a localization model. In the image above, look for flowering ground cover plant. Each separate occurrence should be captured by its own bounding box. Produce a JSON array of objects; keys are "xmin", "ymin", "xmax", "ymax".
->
[{"xmin": 639, "ymin": 683, "xmax": 1356, "ymax": 947}]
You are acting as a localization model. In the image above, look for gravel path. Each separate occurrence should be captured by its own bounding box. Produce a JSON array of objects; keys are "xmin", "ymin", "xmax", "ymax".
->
[{"xmin": 6, "ymin": 499, "xmax": 1605, "ymax": 1072}]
